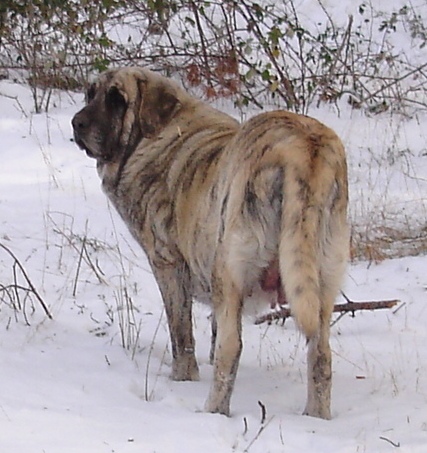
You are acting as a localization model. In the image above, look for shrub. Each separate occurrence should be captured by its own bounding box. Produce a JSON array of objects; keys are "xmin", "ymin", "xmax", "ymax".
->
[{"xmin": 1, "ymin": 0, "xmax": 426, "ymax": 114}]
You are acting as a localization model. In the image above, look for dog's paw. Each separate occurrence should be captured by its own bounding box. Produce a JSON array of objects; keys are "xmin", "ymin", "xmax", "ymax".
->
[
  {"xmin": 204, "ymin": 397, "xmax": 231, "ymax": 417},
  {"xmin": 171, "ymin": 356, "xmax": 200, "ymax": 381},
  {"xmin": 303, "ymin": 403, "xmax": 331, "ymax": 420}
]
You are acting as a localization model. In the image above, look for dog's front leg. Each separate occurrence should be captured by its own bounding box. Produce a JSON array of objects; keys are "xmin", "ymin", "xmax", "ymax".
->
[
  {"xmin": 152, "ymin": 262, "xmax": 199, "ymax": 381},
  {"xmin": 205, "ymin": 267, "xmax": 243, "ymax": 416}
]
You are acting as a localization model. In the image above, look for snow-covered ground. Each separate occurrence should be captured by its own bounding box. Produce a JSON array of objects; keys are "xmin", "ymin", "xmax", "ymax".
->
[{"xmin": 1, "ymin": 56, "xmax": 427, "ymax": 453}]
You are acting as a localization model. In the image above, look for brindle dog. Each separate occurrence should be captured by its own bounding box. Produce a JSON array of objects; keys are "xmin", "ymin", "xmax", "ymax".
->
[{"xmin": 72, "ymin": 67, "xmax": 349, "ymax": 419}]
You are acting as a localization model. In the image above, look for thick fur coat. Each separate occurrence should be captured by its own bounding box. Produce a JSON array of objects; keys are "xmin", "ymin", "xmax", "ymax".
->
[{"xmin": 72, "ymin": 67, "xmax": 349, "ymax": 419}]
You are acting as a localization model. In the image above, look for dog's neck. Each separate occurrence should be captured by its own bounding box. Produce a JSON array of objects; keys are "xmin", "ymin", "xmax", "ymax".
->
[{"xmin": 97, "ymin": 159, "xmax": 120, "ymax": 190}]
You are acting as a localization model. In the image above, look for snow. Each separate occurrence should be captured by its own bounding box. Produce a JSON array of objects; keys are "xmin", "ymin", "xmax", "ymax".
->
[{"xmin": 1, "ymin": 14, "xmax": 427, "ymax": 453}]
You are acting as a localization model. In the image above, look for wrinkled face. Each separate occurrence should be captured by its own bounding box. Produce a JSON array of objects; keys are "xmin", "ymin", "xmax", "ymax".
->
[{"xmin": 72, "ymin": 67, "xmax": 180, "ymax": 163}]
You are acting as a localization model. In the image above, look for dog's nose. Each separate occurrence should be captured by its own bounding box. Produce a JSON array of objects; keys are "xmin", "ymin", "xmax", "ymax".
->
[{"xmin": 72, "ymin": 111, "xmax": 89, "ymax": 133}]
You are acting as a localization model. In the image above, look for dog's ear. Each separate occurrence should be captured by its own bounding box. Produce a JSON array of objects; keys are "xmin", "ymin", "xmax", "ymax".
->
[{"xmin": 138, "ymin": 77, "xmax": 180, "ymax": 138}]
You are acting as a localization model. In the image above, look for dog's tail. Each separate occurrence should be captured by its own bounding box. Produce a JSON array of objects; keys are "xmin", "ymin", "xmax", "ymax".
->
[{"xmin": 278, "ymin": 130, "xmax": 348, "ymax": 339}]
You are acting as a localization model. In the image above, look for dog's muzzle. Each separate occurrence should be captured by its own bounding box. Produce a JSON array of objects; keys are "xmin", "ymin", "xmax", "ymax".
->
[{"xmin": 72, "ymin": 111, "xmax": 95, "ymax": 158}]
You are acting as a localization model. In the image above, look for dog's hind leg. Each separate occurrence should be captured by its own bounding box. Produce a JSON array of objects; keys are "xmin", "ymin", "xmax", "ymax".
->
[
  {"xmin": 152, "ymin": 261, "xmax": 199, "ymax": 381},
  {"xmin": 304, "ymin": 212, "xmax": 348, "ymax": 419},
  {"xmin": 205, "ymin": 262, "xmax": 243, "ymax": 416},
  {"xmin": 303, "ymin": 299, "xmax": 333, "ymax": 419}
]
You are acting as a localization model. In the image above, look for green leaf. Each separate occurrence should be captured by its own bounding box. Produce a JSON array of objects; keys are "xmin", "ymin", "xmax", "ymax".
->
[
  {"xmin": 268, "ymin": 26, "xmax": 283, "ymax": 46},
  {"xmin": 93, "ymin": 57, "xmax": 110, "ymax": 72},
  {"xmin": 261, "ymin": 69, "xmax": 271, "ymax": 81}
]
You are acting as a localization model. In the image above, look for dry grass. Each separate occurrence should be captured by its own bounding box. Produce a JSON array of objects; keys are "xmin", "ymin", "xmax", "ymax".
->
[{"xmin": 350, "ymin": 226, "xmax": 427, "ymax": 263}]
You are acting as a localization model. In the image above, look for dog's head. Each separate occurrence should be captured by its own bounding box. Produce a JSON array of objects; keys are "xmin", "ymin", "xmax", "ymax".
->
[{"xmin": 72, "ymin": 67, "xmax": 181, "ymax": 162}]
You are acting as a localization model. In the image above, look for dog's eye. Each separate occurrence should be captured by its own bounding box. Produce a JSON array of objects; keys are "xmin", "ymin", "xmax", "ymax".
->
[
  {"xmin": 86, "ymin": 84, "xmax": 96, "ymax": 102},
  {"xmin": 106, "ymin": 86, "xmax": 126, "ymax": 108}
]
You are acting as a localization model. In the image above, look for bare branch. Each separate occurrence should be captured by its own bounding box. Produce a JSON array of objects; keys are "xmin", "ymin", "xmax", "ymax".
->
[{"xmin": 254, "ymin": 296, "xmax": 399, "ymax": 326}]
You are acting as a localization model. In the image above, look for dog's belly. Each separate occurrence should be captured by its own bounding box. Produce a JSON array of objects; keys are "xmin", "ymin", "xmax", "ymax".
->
[{"xmin": 192, "ymin": 259, "xmax": 286, "ymax": 313}]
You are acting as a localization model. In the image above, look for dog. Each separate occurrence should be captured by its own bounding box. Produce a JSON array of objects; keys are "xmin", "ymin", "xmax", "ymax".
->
[{"xmin": 72, "ymin": 66, "xmax": 349, "ymax": 419}]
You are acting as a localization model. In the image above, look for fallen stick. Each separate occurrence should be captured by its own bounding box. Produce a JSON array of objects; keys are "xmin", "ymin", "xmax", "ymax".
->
[{"xmin": 254, "ymin": 295, "xmax": 399, "ymax": 326}]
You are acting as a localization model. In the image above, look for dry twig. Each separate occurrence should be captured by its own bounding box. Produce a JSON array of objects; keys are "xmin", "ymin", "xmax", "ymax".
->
[
  {"xmin": 0, "ymin": 242, "xmax": 52, "ymax": 320},
  {"xmin": 254, "ymin": 293, "xmax": 399, "ymax": 326}
]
